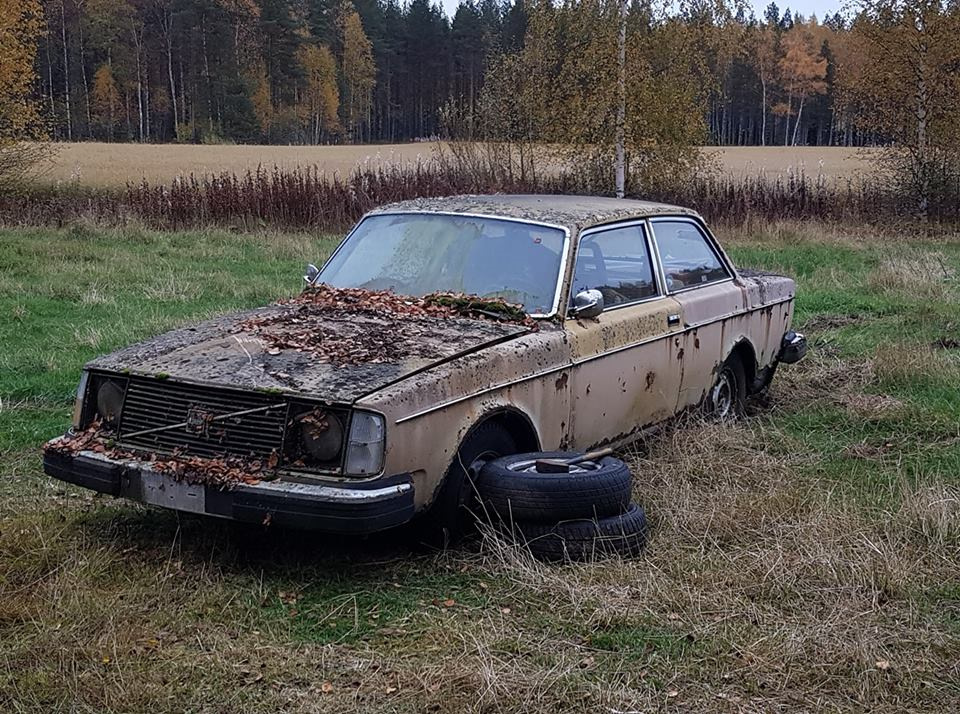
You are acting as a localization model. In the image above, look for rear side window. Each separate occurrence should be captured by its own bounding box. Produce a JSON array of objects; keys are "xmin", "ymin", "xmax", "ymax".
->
[
  {"xmin": 653, "ymin": 221, "xmax": 730, "ymax": 291},
  {"xmin": 571, "ymin": 224, "xmax": 658, "ymax": 309}
]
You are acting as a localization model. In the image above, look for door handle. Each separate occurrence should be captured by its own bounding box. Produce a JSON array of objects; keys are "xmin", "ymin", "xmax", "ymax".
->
[{"xmin": 667, "ymin": 314, "xmax": 681, "ymax": 326}]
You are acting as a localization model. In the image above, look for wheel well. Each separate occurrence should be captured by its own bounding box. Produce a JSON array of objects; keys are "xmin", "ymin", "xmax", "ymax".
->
[
  {"xmin": 729, "ymin": 340, "xmax": 757, "ymax": 391},
  {"xmin": 474, "ymin": 408, "xmax": 540, "ymax": 453}
]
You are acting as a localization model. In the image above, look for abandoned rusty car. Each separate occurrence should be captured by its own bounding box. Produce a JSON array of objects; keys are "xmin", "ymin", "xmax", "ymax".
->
[{"xmin": 44, "ymin": 195, "xmax": 806, "ymax": 535}]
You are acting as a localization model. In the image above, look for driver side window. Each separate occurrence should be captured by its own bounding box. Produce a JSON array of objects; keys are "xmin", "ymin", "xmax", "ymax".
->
[{"xmin": 571, "ymin": 224, "xmax": 658, "ymax": 309}]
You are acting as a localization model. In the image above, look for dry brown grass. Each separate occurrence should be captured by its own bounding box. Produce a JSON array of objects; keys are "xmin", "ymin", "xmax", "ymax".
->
[
  {"xmin": 872, "ymin": 344, "xmax": 960, "ymax": 384},
  {"xmin": 31, "ymin": 143, "xmax": 878, "ymax": 188},
  {"xmin": 868, "ymin": 250, "xmax": 956, "ymax": 299}
]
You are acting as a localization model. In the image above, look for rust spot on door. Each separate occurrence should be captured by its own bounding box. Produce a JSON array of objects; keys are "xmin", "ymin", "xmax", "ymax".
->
[
  {"xmin": 644, "ymin": 371, "xmax": 656, "ymax": 391},
  {"xmin": 554, "ymin": 372, "xmax": 568, "ymax": 391}
]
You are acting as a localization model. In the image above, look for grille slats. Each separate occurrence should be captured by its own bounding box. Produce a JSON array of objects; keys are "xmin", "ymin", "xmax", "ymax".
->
[
  {"xmin": 120, "ymin": 404, "xmax": 284, "ymax": 429},
  {"xmin": 118, "ymin": 378, "xmax": 289, "ymax": 459}
]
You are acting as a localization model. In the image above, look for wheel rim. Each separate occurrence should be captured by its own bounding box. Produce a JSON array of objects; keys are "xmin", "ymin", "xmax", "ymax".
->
[
  {"xmin": 711, "ymin": 369, "xmax": 735, "ymax": 418},
  {"xmin": 506, "ymin": 458, "xmax": 598, "ymax": 474}
]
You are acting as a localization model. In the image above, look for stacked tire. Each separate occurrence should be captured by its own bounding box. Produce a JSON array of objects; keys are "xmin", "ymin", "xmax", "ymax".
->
[{"xmin": 476, "ymin": 451, "xmax": 647, "ymax": 562}]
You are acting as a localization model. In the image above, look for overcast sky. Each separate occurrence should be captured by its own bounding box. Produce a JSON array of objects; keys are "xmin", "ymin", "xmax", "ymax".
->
[{"xmin": 437, "ymin": 0, "xmax": 846, "ymax": 22}]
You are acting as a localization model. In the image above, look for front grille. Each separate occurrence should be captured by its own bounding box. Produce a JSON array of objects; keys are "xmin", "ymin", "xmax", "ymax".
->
[{"xmin": 118, "ymin": 378, "xmax": 289, "ymax": 460}]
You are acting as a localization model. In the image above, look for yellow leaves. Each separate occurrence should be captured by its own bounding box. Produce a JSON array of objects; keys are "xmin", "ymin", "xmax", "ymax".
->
[
  {"xmin": 91, "ymin": 64, "xmax": 121, "ymax": 130},
  {"xmin": 297, "ymin": 44, "xmax": 340, "ymax": 136},
  {"xmin": 338, "ymin": 7, "xmax": 376, "ymax": 135},
  {"xmin": 0, "ymin": 0, "xmax": 43, "ymax": 142}
]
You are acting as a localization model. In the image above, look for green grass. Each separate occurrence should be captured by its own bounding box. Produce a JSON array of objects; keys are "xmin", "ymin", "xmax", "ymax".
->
[{"xmin": 2, "ymin": 222, "xmax": 960, "ymax": 712}]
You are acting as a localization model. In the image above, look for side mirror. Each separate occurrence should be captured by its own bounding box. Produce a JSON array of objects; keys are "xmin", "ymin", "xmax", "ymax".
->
[
  {"xmin": 304, "ymin": 263, "xmax": 320, "ymax": 284},
  {"xmin": 570, "ymin": 289, "xmax": 604, "ymax": 319}
]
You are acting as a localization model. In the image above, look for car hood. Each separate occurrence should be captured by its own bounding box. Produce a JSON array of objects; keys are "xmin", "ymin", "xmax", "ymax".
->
[{"xmin": 86, "ymin": 304, "xmax": 532, "ymax": 404}]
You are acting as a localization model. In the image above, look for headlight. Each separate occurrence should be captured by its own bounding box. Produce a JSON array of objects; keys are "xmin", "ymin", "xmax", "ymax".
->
[
  {"xmin": 95, "ymin": 378, "xmax": 126, "ymax": 427},
  {"xmin": 299, "ymin": 410, "xmax": 344, "ymax": 462},
  {"xmin": 344, "ymin": 411, "xmax": 385, "ymax": 476}
]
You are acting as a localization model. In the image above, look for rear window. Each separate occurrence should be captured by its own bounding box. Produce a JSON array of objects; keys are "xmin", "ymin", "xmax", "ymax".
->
[{"xmin": 652, "ymin": 221, "xmax": 729, "ymax": 291}]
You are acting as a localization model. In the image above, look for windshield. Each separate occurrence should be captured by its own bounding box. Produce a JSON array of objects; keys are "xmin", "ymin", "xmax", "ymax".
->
[{"xmin": 318, "ymin": 213, "xmax": 567, "ymax": 315}]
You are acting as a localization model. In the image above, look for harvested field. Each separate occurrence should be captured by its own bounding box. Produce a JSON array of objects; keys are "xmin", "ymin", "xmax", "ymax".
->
[
  {"xmin": 2, "ymin": 222, "xmax": 959, "ymax": 712},
  {"xmin": 30, "ymin": 142, "xmax": 878, "ymax": 188}
]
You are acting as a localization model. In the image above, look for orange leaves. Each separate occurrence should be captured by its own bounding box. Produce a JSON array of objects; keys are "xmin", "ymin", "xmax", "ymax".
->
[
  {"xmin": 236, "ymin": 284, "xmax": 534, "ymax": 365},
  {"xmin": 45, "ymin": 424, "xmax": 275, "ymax": 488},
  {"xmin": 779, "ymin": 27, "xmax": 828, "ymax": 99}
]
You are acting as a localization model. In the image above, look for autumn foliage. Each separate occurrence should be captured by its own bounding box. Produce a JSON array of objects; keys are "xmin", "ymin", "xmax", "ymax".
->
[{"xmin": 0, "ymin": 0, "xmax": 46, "ymax": 183}]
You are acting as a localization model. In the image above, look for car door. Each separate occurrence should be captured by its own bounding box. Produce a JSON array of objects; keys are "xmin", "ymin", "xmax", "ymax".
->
[
  {"xmin": 565, "ymin": 221, "xmax": 685, "ymax": 450},
  {"xmin": 648, "ymin": 217, "xmax": 744, "ymax": 409}
]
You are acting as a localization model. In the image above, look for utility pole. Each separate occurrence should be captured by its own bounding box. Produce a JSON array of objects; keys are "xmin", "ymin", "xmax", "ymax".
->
[{"xmin": 615, "ymin": 0, "xmax": 626, "ymax": 198}]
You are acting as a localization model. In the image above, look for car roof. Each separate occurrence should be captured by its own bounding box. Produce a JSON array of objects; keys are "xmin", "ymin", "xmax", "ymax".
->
[{"xmin": 367, "ymin": 194, "xmax": 701, "ymax": 232}]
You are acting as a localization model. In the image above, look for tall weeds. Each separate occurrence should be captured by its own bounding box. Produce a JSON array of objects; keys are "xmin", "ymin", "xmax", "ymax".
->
[{"xmin": 1, "ymin": 158, "xmax": 957, "ymax": 232}]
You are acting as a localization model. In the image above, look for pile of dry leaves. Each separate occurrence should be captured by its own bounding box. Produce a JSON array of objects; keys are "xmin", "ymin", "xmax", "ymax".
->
[
  {"xmin": 289, "ymin": 284, "xmax": 537, "ymax": 326},
  {"xmin": 236, "ymin": 285, "xmax": 537, "ymax": 365},
  {"xmin": 45, "ymin": 424, "xmax": 271, "ymax": 487}
]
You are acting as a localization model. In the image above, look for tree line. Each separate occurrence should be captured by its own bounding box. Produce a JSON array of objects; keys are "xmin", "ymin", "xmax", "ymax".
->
[{"xmin": 13, "ymin": 0, "xmax": 955, "ymax": 152}]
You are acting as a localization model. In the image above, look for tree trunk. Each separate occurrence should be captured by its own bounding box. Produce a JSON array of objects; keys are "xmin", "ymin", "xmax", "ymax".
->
[
  {"xmin": 201, "ymin": 15, "xmax": 214, "ymax": 135},
  {"xmin": 614, "ymin": 0, "xmax": 626, "ymax": 198},
  {"xmin": 45, "ymin": 28, "xmax": 56, "ymax": 130},
  {"xmin": 760, "ymin": 76, "xmax": 767, "ymax": 147},
  {"xmin": 60, "ymin": 1, "xmax": 72, "ymax": 141},
  {"xmin": 915, "ymin": 43, "xmax": 929, "ymax": 224},
  {"xmin": 165, "ymin": 12, "xmax": 179, "ymax": 141},
  {"xmin": 133, "ymin": 25, "xmax": 143, "ymax": 142},
  {"xmin": 76, "ymin": 2, "xmax": 92, "ymax": 137},
  {"xmin": 791, "ymin": 95, "xmax": 805, "ymax": 146}
]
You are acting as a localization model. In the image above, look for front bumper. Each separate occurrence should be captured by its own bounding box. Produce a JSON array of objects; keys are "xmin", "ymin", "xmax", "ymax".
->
[{"xmin": 43, "ymin": 446, "xmax": 415, "ymax": 534}]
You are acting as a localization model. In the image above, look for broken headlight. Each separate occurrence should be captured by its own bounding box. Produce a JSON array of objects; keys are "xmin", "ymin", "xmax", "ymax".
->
[
  {"xmin": 298, "ymin": 410, "xmax": 344, "ymax": 462},
  {"xmin": 285, "ymin": 406, "xmax": 383, "ymax": 476},
  {"xmin": 344, "ymin": 411, "xmax": 385, "ymax": 476}
]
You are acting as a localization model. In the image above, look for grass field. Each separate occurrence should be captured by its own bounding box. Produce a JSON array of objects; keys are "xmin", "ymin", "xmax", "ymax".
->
[
  {"xmin": 30, "ymin": 142, "xmax": 877, "ymax": 188},
  {"xmin": 2, "ymin": 222, "xmax": 959, "ymax": 712}
]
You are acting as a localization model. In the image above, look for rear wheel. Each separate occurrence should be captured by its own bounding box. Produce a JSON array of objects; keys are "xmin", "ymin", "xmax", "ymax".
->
[
  {"xmin": 420, "ymin": 422, "xmax": 517, "ymax": 547},
  {"xmin": 707, "ymin": 354, "xmax": 746, "ymax": 418}
]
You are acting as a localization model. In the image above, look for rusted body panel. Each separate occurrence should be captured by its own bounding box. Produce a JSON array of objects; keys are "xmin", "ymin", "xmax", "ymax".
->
[
  {"xmin": 360, "ymin": 327, "xmax": 573, "ymax": 507},
  {"xmin": 59, "ymin": 195, "xmax": 802, "ymax": 525}
]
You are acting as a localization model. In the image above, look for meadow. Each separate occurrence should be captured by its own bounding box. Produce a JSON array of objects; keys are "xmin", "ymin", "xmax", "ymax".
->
[
  {"xmin": 1, "ymin": 221, "xmax": 958, "ymax": 712},
  {"xmin": 31, "ymin": 142, "xmax": 877, "ymax": 188}
]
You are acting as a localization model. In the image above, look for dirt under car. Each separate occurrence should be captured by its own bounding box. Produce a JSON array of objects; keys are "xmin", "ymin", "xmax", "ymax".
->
[{"xmin": 44, "ymin": 195, "xmax": 806, "ymax": 535}]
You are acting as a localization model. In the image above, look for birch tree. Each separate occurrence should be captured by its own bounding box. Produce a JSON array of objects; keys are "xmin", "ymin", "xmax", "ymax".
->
[{"xmin": 851, "ymin": 0, "xmax": 960, "ymax": 220}]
